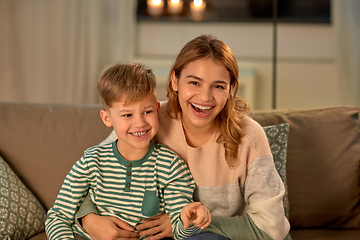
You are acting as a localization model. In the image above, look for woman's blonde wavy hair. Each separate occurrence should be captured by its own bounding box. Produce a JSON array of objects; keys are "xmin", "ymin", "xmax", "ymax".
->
[{"xmin": 166, "ymin": 34, "xmax": 252, "ymax": 168}]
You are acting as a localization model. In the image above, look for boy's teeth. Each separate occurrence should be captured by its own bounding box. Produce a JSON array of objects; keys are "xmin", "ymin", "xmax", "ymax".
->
[{"xmin": 132, "ymin": 131, "xmax": 147, "ymax": 136}]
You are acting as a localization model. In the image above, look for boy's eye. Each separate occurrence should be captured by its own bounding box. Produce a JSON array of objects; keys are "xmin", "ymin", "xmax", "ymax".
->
[
  {"xmin": 144, "ymin": 110, "xmax": 153, "ymax": 115},
  {"xmin": 123, "ymin": 114, "xmax": 132, "ymax": 117}
]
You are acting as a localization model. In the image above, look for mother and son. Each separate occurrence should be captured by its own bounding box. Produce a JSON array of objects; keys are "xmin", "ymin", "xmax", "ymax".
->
[{"xmin": 45, "ymin": 34, "xmax": 290, "ymax": 240}]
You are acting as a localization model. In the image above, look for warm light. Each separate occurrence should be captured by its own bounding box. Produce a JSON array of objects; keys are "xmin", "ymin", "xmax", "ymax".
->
[
  {"xmin": 147, "ymin": 0, "xmax": 164, "ymax": 16},
  {"xmin": 194, "ymin": 0, "xmax": 203, "ymax": 7},
  {"xmin": 190, "ymin": 0, "xmax": 206, "ymax": 21},
  {"xmin": 168, "ymin": 0, "xmax": 183, "ymax": 15}
]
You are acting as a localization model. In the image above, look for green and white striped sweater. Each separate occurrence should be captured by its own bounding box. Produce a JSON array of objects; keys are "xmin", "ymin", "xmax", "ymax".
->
[{"xmin": 45, "ymin": 141, "xmax": 200, "ymax": 240}]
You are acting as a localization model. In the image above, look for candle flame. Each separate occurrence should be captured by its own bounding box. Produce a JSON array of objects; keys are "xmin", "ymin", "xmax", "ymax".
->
[
  {"xmin": 152, "ymin": 0, "xmax": 162, "ymax": 5},
  {"xmin": 194, "ymin": 0, "xmax": 203, "ymax": 7},
  {"xmin": 171, "ymin": 0, "xmax": 180, "ymax": 3}
]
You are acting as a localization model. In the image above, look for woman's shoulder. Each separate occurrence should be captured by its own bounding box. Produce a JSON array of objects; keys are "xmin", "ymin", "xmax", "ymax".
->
[
  {"xmin": 159, "ymin": 100, "xmax": 169, "ymax": 115},
  {"xmin": 156, "ymin": 101, "xmax": 182, "ymax": 143},
  {"xmin": 241, "ymin": 115, "xmax": 266, "ymax": 136},
  {"xmin": 241, "ymin": 116, "xmax": 271, "ymax": 156},
  {"xmin": 158, "ymin": 101, "xmax": 176, "ymax": 124}
]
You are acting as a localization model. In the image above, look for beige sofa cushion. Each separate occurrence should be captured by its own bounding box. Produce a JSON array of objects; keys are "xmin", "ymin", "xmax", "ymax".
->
[
  {"xmin": 253, "ymin": 106, "xmax": 360, "ymax": 229},
  {"xmin": 0, "ymin": 102, "xmax": 112, "ymax": 211}
]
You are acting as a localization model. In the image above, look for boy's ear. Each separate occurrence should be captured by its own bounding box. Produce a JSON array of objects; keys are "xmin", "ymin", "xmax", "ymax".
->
[
  {"xmin": 100, "ymin": 110, "xmax": 112, "ymax": 128},
  {"xmin": 156, "ymin": 101, "xmax": 160, "ymax": 116},
  {"xmin": 171, "ymin": 71, "xmax": 179, "ymax": 92}
]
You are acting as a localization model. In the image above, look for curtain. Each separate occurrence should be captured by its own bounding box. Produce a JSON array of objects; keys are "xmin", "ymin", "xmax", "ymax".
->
[
  {"xmin": 0, "ymin": 0, "xmax": 137, "ymax": 104},
  {"xmin": 333, "ymin": 0, "xmax": 360, "ymax": 106}
]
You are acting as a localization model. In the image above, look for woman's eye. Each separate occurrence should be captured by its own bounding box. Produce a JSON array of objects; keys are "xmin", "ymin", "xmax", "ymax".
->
[
  {"xmin": 215, "ymin": 85, "xmax": 225, "ymax": 90},
  {"xmin": 190, "ymin": 81, "xmax": 199, "ymax": 85}
]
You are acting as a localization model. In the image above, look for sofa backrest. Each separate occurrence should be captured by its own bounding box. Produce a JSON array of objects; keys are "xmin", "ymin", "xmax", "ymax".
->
[
  {"xmin": 253, "ymin": 106, "xmax": 360, "ymax": 230},
  {"xmin": 0, "ymin": 102, "xmax": 112, "ymax": 210},
  {"xmin": 1, "ymin": 102, "xmax": 359, "ymax": 231}
]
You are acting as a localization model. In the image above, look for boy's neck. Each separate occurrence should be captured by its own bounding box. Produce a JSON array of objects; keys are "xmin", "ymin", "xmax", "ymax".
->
[{"xmin": 116, "ymin": 141, "xmax": 151, "ymax": 161}]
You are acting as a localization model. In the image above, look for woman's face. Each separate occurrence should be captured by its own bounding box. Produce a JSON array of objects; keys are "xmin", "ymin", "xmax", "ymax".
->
[{"xmin": 171, "ymin": 58, "xmax": 232, "ymax": 131}]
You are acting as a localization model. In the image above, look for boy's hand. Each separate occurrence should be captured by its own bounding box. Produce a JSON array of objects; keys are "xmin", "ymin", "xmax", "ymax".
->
[
  {"xmin": 136, "ymin": 212, "xmax": 173, "ymax": 240},
  {"xmin": 180, "ymin": 202, "xmax": 211, "ymax": 230},
  {"xmin": 82, "ymin": 213, "xmax": 139, "ymax": 240}
]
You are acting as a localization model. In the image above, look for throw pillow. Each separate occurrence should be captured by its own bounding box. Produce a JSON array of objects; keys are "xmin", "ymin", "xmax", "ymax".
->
[
  {"xmin": 0, "ymin": 155, "xmax": 47, "ymax": 239},
  {"xmin": 263, "ymin": 123, "xmax": 292, "ymax": 240}
]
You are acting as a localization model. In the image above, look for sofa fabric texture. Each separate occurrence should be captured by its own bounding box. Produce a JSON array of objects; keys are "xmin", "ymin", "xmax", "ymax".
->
[
  {"xmin": 0, "ymin": 102, "xmax": 359, "ymax": 240},
  {"xmin": 263, "ymin": 123, "xmax": 290, "ymax": 221},
  {"xmin": 0, "ymin": 155, "xmax": 47, "ymax": 239},
  {"xmin": 253, "ymin": 107, "xmax": 360, "ymax": 230},
  {"xmin": 263, "ymin": 123, "xmax": 292, "ymax": 240}
]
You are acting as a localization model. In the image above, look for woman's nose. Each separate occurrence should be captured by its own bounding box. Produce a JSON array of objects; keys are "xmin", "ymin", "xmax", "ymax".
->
[{"xmin": 199, "ymin": 87, "xmax": 213, "ymax": 101}]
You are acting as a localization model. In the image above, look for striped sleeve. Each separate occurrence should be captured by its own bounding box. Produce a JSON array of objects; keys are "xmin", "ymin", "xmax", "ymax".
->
[
  {"xmin": 159, "ymin": 146, "xmax": 201, "ymax": 239},
  {"xmin": 45, "ymin": 155, "xmax": 90, "ymax": 240}
]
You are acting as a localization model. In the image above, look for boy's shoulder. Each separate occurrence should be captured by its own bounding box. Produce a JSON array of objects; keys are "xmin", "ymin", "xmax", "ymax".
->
[
  {"xmin": 153, "ymin": 142, "xmax": 176, "ymax": 154},
  {"xmin": 83, "ymin": 142, "xmax": 114, "ymax": 156},
  {"xmin": 152, "ymin": 143, "xmax": 189, "ymax": 172},
  {"xmin": 152, "ymin": 143, "xmax": 183, "ymax": 162}
]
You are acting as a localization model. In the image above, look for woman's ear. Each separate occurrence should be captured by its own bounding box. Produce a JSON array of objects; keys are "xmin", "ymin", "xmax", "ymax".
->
[
  {"xmin": 100, "ymin": 110, "xmax": 112, "ymax": 128},
  {"xmin": 229, "ymin": 82, "xmax": 236, "ymax": 99},
  {"xmin": 171, "ymin": 71, "xmax": 179, "ymax": 92}
]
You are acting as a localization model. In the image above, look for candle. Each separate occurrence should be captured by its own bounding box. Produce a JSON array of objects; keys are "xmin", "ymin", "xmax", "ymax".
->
[
  {"xmin": 190, "ymin": 0, "xmax": 206, "ymax": 21},
  {"xmin": 168, "ymin": 0, "xmax": 183, "ymax": 15},
  {"xmin": 147, "ymin": 0, "xmax": 164, "ymax": 17}
]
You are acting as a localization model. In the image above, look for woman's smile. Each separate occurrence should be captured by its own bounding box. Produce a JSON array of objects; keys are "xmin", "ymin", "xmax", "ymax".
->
[
  {"xmin": 190, "ymin": 102, "xmax": 214, "ymax": 117},
  {"xmin": 171, "ymin": 58, "xmax": 231, "ymax": 131}
]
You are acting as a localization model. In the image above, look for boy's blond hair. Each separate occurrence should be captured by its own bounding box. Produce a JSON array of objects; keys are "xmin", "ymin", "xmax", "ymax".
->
[{"xmin": 97, "ymin": 62, "xmax": 156, "ymax": 109}]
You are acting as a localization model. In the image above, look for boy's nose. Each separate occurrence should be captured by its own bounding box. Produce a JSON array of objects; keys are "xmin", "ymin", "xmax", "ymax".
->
[{"xmin": 134, "ymin": 115, "xmax": 147, "ymax": 127}]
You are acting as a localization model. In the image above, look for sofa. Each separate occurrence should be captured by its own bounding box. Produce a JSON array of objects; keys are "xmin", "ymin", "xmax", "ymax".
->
[{"xmin": 0, "ymin": 101, "xmax": 359, "ymax": 240}]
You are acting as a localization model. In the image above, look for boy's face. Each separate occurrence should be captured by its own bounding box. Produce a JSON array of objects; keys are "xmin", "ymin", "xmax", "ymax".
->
[{"xmin": 100, "ymin": 93, "xmax": 160, "ymax": 161}]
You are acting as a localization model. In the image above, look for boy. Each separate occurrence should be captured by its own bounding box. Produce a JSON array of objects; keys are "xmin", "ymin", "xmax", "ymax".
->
[{"xmin": 45, "ymin": 62, "xmax": 210, "ymax": 240}]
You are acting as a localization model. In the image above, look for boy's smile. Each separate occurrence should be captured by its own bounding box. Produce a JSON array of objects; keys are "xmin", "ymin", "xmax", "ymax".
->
[
  {"xmin": 130, "ymin": 130, "xmax": 149, "ymax": 137},
  {"xmin": 100, "ymin": 93, "xmax": 160, "ymax": 161}
]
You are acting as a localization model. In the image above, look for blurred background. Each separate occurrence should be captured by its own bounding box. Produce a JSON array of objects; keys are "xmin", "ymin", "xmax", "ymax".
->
[{"xmin": 0, "ymin": 0, "xmax": 359, "ymax": 110}]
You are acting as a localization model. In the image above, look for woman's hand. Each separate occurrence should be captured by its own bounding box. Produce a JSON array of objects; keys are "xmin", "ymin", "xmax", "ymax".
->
[
  {"xmin": 136, "ymin": 212, "xmax": 173, "ymax": 240},
  {"xmin": 181, "ymin": 202, "xmax": 211, "ymax": 230},
  {"xmin": 82, "ymin": 213, "xmax": 139, "ymax": 240}
]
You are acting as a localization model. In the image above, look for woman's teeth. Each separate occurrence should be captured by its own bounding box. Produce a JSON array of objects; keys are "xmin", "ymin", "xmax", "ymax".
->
[
  {"xmin": 131, "ymin": 131, "xmax": 147, "ymax": 136},
  {"xmin": 191, "ymin": 103, "xmax": 212, "ymax": 113}
]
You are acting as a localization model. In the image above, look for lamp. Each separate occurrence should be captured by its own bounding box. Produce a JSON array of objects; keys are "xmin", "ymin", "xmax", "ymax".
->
[{"xmin": 147, "ymin": 0, "xmax": 164, "ymax": 17}]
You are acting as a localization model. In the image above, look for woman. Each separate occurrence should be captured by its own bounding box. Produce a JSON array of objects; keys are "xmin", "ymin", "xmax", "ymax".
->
[{"xmin": 78, "ymin": 34, "xmax": 290, "ymax": 240}]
